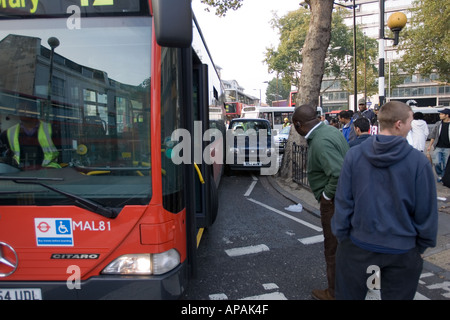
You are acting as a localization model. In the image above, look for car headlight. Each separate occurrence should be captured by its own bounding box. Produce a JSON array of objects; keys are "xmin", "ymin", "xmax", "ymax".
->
[{"xmin": 101, "ymin": 249, "xmax": 180, "ymax": 275}]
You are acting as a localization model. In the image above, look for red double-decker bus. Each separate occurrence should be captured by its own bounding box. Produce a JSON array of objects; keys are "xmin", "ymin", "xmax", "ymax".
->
[
  {"xmin": 0, "ymin": 0, "xmax": 224, "ymax": 299},
  {"xmin": 225, "ymin": 101, "xmax": 247, "ymax": 121},
  {"xmin": 289, "ymin": 91, "xmax": 298, "ymax": 107}
]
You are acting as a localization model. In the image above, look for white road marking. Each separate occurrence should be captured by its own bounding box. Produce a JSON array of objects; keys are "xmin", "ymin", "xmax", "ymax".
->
[
  {"xmin": 247, "ymin": 198, "xmax": 322, "ymax": 232},
  {"xmin": 243, "ymin": 175, "xmax": 258, "ymax": 197},
  {"xmin": 365, "ymin": 289, "xmax": 430, "ymax": 300},
  {"xmin": 419, "ymin": 272, "xmax": 434, "ymax": 284},
  {"xmin": 427, "ymin": 281, "xmax": 450, "ymax": 298},
  {"xmin": 414, "ymin": 292, "xmax": 431, "ymax": 300},
  {"xmin": 263, "ymin": 283, "xmax": 279, "ymax": 290},
  {"xmin": 209, "ymin": 293, "xmax": 228, "ymax": 300},
  {"xmin": 298, "ymin": 234, "xmax": 324, "ymax": 245},
  {"xmin": 365, "ymin": 289, "xmax": 380, "ymax": 300},
  {"xmin": 225, "ymin": 244, "xmax": 270, "ymax": 257},
  {"xmin": 420, "ymin": 272, "xmax": 434, "ymax": 278},
  {"xmin": 240, "ymin": 292, "xmax": 287, "ymax": 300},
  {"xmin": 244, "ymin": 180, "xmax": 258, "ymax": 197}
]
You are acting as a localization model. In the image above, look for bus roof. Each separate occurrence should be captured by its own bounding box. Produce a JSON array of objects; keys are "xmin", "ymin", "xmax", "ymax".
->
[
  {"xmin": 242, "ymin": 106, "xmax": 295, "ymax": 112},
  {"xmin": 411, "ymin": 106, "xmax": 445, "ymax": 113},
  {"xmin": 325, "ymin": 110, "xmax": 346, "ymax": 114}
]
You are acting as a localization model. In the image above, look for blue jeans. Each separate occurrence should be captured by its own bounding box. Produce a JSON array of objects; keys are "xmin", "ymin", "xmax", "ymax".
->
[{"xmin": 432, "ymin": 147, "xmax": 450, "ymax": 177}]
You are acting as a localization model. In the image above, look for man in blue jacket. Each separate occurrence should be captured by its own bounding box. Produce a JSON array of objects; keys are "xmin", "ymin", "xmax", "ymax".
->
[{"xmin": 332, "ymin": 101, "xmax": 438, "ymax": 300}]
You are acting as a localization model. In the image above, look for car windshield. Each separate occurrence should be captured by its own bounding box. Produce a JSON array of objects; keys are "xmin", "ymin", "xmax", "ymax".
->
[
  {"xmin": 0, "ymin": 16, "xmax": 152, "ymax": 208},
  {"xmin": 279, "ymin": 126, "xmax": 291, "ymax": 135},
  {"xmin": 231, "ymin": 120, "xmax": 271, "ymax": 135}
]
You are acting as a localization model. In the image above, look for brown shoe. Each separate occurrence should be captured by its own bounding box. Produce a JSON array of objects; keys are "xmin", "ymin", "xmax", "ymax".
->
[{"xmin": 311, "ymin": 288, "xmax": 335, "ymax": 300}]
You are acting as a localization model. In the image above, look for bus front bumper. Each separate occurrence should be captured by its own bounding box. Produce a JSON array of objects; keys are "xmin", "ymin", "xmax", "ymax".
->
[{"xmin": 0, "ymin": 262, "xmax": 188, "ymax": 300}]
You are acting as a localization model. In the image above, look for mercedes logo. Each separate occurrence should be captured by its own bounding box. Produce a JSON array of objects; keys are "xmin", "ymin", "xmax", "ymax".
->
[{"xmin": 0, "ymin": 242, "xmax": 18, "ymax": 277}]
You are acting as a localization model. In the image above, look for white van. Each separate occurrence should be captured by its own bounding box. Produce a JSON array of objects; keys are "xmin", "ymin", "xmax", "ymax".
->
[{"xmin": 241, "ymin": 106, "xmax": 295, "ymax": 131}]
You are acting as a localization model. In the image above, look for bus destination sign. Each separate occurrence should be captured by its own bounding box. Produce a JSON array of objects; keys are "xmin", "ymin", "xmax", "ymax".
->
[{"xmin": 0, "ymin": 0, "xmax": 143, "ymax": 16}]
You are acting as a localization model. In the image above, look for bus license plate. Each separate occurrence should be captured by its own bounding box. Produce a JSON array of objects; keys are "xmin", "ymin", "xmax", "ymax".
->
[
  {"xmin": 244, "ymin": 162, "xmax": 261, "ymax": 166},
  {"xmin": 0, "ymin": 288, "xmax": 42, "ymax": 300}
]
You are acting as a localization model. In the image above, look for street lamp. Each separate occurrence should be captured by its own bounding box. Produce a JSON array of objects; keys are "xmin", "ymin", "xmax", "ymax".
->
[
  {"xmin": 387, "ymin": 12, "xmax": 407, "ymax": 46},
  {"xmin": 378, "ymin": 1, "xmax": 407, "ymax": 107},
  {"xmin": 46, "ymin": 37, "xmax": 60, "ymax": 120},
  {"xmin": 252, "ymin": 88, "xmax": 261, "ymax": 106}
]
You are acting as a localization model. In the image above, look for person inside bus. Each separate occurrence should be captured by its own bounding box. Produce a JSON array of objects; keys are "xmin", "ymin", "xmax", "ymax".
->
[
  {"xmin": 0, "ymin": 100, "xmax": 61, "ymax": 170},
  {"xmin": 282, "ymin": 117, "xmax": 290, "ymax": 128}
]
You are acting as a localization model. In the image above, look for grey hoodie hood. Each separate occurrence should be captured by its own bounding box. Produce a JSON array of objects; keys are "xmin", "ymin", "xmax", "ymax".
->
[{"xmin": 360, "ymin": 135, "xmax": 413, "ymax": 168}]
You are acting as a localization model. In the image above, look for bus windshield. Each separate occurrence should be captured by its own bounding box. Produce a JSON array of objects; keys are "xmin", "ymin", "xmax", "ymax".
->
[{"xmin": 0, "ymin": 16, "xmax": 152, "ymax": 209}]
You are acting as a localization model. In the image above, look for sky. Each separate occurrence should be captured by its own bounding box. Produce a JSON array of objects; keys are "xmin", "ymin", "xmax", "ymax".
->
[{"xmin": 192, "ymin": 0, "xmax": 300, "ymax": 104}]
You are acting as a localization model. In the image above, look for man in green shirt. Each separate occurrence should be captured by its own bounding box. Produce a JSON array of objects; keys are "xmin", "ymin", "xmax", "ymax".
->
[{"xmin": 292, "ymin": 104, "xmax": 349, "ymax": 300}]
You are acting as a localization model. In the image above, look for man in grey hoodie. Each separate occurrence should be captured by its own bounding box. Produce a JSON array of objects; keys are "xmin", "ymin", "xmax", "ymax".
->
[{"xmin": 332, "ymin": 101, "xmax": 438, "ymax": 300}]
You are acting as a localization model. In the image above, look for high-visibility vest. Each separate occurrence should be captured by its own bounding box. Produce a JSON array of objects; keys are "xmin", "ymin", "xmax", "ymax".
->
[{"xmin": 7, "ymin": 121, "xmax": 61, "ymax": 168}]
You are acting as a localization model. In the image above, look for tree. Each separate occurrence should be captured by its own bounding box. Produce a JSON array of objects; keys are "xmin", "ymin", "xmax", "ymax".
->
[
  {"xmin": 400, "ymin": 0, "xmax": 450, "ymax": 83},
  {"xmin": 266, "ymin": 8, "xmax": 380, "ymax": 102},
  {"xmin": 200, "ymin": 0, "xmax": 336, "ymax": 179},
  {"xmin": 340, "ymin": 25, "xmax": 379, "ymax": 98},
  {"xmin": 200, "ymin": 0, "xmax": 243, "ymax": 16},
  {"xmin": 200, "ymin": 0, "xmax": 335, "ymax": 106},
  {"xmin": 265, "ymin": 77, "xmax": 290, "ymax": 106},
  {"xmin": 265, "ymin": 8, "xmax": 311, "ymax": 87}
]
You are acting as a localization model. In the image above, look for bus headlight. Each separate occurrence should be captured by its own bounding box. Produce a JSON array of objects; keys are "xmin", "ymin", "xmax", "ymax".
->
[
  {"xmin": 101, "ymin": 249, "xmax": 180, "ymax": 275},
  {"xmin": 152, "ymin": 249, "xmax": 180, "ymax": 275}
]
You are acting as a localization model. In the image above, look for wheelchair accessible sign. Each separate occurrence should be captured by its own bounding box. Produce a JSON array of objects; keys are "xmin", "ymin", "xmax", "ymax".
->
[{"xmin": 35, "ymin": 218, "xmax": 74, "ymax": 246}]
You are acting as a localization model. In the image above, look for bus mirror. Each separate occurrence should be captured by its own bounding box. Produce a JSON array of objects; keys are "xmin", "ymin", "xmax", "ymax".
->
[{"xmin": 152, "ymin": 0, "xmax": 193, "ymax": 48}]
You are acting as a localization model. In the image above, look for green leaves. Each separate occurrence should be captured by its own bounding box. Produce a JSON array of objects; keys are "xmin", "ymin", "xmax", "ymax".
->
[
  {"xmin": 200, "ymin": 0, "xmax": 243, "ymax": 17},
  {"xmin": 400, "ymin": 0, "xmax": 450, "ymax": 83}
]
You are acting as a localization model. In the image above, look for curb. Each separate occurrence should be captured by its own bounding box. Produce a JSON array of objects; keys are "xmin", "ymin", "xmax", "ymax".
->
[{"xmin": 267, "ymin": 175, "xmax": 320, "ymax": 218}]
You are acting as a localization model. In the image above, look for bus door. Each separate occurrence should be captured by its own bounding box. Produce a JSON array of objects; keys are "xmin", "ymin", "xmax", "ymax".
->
[{"xmin": 192, "ymin": 62, "xmax": 218, "ymax": 229}]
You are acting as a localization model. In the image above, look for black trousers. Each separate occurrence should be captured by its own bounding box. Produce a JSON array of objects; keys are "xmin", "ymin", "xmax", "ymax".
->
[
  {"xmin": 335, "ymin": 238, "xmax": 423, "ymax": 300},
  {"xmin": 319, "ymin": 197, "xmax": 337, "ymax": 297}
]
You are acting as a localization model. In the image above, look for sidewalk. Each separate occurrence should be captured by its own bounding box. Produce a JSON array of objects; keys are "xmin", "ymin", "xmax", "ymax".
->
[{"xmin": 268, "ymin": 174, "xmax": 450, "ymax": 275}]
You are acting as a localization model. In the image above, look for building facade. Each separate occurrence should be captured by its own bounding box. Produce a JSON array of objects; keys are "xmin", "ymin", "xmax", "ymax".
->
[{"xmin": 222, "ymin": 79, "xmax": 260, "ymax": 105}]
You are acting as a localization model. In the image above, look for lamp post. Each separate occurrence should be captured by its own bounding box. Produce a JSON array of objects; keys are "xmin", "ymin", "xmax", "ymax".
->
[
  {"xmin": 378, "ymin": 1, "xmax": 407, "ymax": 107},
  {"xmin": 46, "ymin": 37, "xmax": 60, "ymax": 120},
  {"xmin": 252, "ymin": 88, "xmax": 262, "ymax": 106}
]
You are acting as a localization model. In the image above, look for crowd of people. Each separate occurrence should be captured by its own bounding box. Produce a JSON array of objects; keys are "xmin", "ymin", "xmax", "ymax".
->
[{"xmin": 292, "ymin": 100, "xmax": 441, "ymax": 300}]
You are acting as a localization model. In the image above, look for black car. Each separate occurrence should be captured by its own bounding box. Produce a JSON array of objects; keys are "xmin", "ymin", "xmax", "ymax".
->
[{"xmin": 225, "ymin": 118, "xmax": 277, "ymax": 175}]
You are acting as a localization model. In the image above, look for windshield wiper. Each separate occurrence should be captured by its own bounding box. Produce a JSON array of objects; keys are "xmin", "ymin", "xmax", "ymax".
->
[
  {"xmin": 0, "ymin": 176, "xmax": 120, "ymax": 219},
  {"xmin": 0, "ymin": 190, "xmax": 49, "ymax": 194}
]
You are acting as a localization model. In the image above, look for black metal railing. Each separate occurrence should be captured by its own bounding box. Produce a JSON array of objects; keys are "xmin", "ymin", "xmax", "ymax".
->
[{"xmin": 292, "ymin": 142, "xmax": 309, "ymax": 188}]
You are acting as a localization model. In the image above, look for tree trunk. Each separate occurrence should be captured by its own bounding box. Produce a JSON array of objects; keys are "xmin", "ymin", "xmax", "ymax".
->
[{"xmin": 279, "ymin": 0, "xmax": 334, "ymax": 179}]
